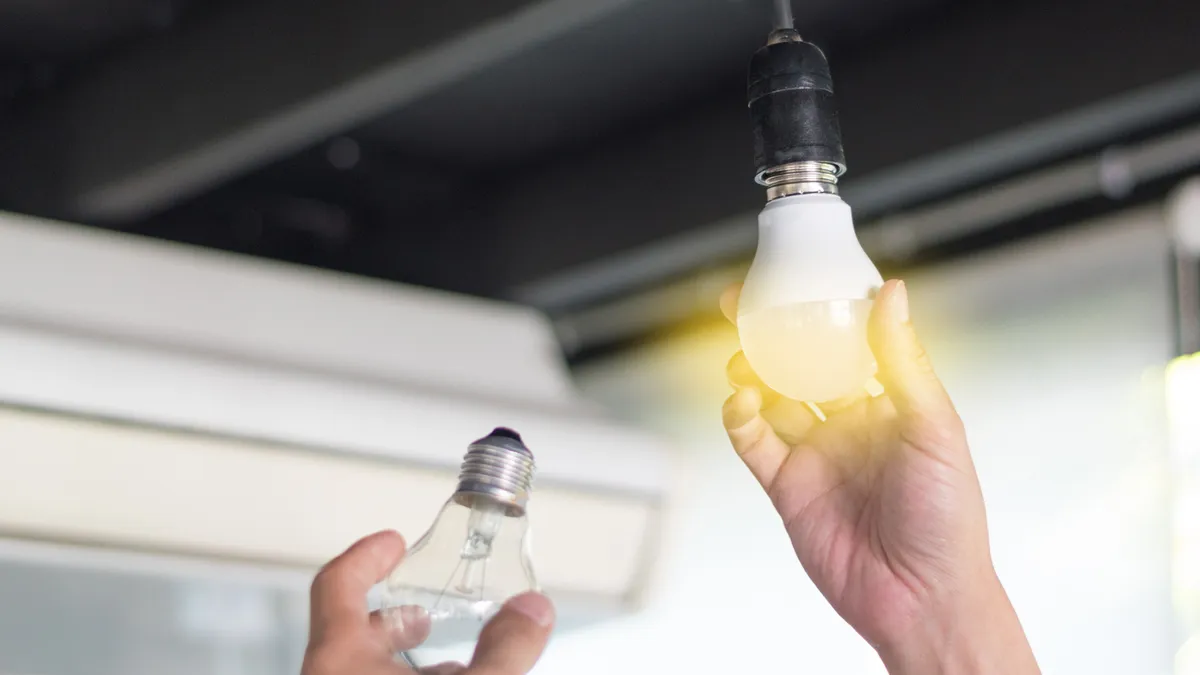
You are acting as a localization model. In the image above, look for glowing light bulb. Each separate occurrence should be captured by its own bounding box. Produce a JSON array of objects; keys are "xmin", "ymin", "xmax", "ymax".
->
[
  {"xmin": 378, "ymin": 428, "xmax": 537, "ymax": 666},
  {"xmin": 737, "ymin": 192, "xmax": 882, "ymax": 403},
  {"xmin": 737, "ymin": 22, "xmax": 882, "ymax": 402}
]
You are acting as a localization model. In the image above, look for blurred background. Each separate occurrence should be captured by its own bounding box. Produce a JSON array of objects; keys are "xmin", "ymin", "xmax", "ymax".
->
[{"xmin": 0, "ymin": 0, "xmax": 1199, "ymax": 673}]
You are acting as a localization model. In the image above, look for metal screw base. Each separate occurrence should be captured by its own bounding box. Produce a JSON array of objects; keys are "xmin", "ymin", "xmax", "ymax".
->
[
  {"xmin": 453, "ymin": 433, "xmax": 535, "ymax": 517},
  {"xmin": 758, "ymin": 161, "xmax": 842, "ymax": 201}
]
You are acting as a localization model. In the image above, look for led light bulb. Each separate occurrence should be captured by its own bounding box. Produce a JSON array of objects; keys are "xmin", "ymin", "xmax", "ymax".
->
[
  {"xmin": 738, "ymin": 22, "xmax": 883, "ymax": 403},
  {"xmin": 378, "ymin": 428, "xmax": 537, "ymax": 666},
  {"xmin": 738, "ymin": 192, "xmax": 882, "ymax": 402}
]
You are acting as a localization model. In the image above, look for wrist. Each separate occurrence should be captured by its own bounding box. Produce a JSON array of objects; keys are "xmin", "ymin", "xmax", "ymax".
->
[{"xmin": 878, "ymin": 572, "xmax": 1040, "ymax": 675}]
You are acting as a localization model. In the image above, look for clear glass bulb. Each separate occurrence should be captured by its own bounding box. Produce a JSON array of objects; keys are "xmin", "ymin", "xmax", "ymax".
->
[
  {"xmin": 737, "ymin": 193, "xmax": 883, "ymax": 403},
  {"xmin": 377, "ymin": 428, "xmax": 537, "ymax": 667}
]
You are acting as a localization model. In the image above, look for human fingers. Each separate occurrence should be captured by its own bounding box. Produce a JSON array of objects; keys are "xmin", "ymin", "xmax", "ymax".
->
[
  {"xmin": 868, "ymin": 281, "xmax": 957, "ymax": 425},
  {"xmin": 723, "ymin": 386, "xmax": 805, "ymax": 490},
  {"xmin": 467, "ymin": 593, "xmax": 555, "ymax": 675},
  {"xmin": 726, "ymin": 349, "xmax": 779, "ymax": 403},
  {"xmin": 727, "ymin": 350, "xmax": 823, "ymax": 443},
  {"xmin": 370, "ymin": 605, "xmax": 432, "ymax": 653},
  {"xmin": 867, "ymin": 280, "xmax": 969, "ymax": 461},
  {"xmin": 310, "ymin": 531, "xmax": 406, "ymax": 642}
]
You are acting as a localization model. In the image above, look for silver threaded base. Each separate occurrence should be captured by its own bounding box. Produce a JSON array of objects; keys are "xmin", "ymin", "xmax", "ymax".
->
[
  {"xmin": 758, "ymin": 161, "xmax": 843, "ymax": 201},
  {"xmin": 453, "ymin": 439, "xmax": 535, "ymax": 516}
]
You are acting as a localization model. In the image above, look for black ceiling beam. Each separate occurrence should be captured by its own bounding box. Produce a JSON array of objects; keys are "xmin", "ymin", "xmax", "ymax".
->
[
  {"xmin": 484, "ymin": 0, "xmax": 1200, "ymax": 311},
  {"xmin": 0, "ymin": 0, "xmax": 639, "ymax": 222}
]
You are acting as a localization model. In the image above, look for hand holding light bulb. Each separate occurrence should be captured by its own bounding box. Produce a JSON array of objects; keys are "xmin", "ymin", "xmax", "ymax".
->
[
  {"xmin": 376, "ymin": 428, "xmax": 541, "ymax": 668},
  {"xmin": 723, "ymin": 280, "xmax": 1041, "ymax": 675},
  {"xmin": 301, "ymin": 531, "xmax": 554, "ymax": 675}
]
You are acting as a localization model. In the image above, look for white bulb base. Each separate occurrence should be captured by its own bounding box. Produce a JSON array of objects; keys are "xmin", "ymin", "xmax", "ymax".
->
[{"xmin": 740, "ymin": 193, "xmax": 882, "ymax": 309}]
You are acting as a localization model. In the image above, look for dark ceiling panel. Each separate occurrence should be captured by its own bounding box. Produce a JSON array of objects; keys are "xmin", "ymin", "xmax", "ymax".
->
[
  {"xmin": 104, "ymin": 0, "xmax": 953, "ymax": 296},
  {"xmin": 0, "ymin": 0, "xmax": 169, "ymax": 57},
  {"xmin": 0, "ymin": 0, "xmax": 613, "ymax": 222},
  {"xmin": 0, "ymin": 0, "xmax": 228, "ymax": 109},
  {"xmin": 9, "ymin": 0, "xmax": 1191, "ymax": 327},
  {"xmin": 476, "ymin": 0, "xmax": 1200, "ymax": 301},
  {"xmin": 358, "ymin": 0, "xmax": 945, "ymax": 168},
  {"xmin": 358, "ymin": 0, "xmax": 775, "ymax": 167}
]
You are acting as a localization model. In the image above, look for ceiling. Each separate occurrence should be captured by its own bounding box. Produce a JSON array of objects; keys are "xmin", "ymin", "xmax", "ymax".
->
[
  {"xmin": 0, "ymin": 0, "xmax": 1199, "ymax": 357},
  {"xmin": 356, "ymin": 0, "xmax": 940, "ymax": 169},
  {"xmin": 0, "ymin": 0, "xmax": 227, "ymax": 103}
]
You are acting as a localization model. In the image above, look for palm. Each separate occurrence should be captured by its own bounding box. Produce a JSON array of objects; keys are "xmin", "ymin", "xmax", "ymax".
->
[{"xmin": 761, "ymin": 394, "xmax": 983, "ymax": 646}]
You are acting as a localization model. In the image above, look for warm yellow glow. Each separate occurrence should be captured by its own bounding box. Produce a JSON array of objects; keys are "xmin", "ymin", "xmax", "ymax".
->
[{"xmin": 738, "ymin": 299, "xmax": 876, "ymax": 403}]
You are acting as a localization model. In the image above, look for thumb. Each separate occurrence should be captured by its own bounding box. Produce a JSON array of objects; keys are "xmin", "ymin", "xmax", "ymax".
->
[
  {"xmin": 468, "ymin": 592, "xmax": 555, "ymax": 674},
  {"xmin": 868, "ymin": 280, "xmax": 956, "ymax": 425}
]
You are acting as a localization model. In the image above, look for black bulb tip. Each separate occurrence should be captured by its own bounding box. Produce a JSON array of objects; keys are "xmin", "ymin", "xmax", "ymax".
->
[
  {"xmin": 490, "ymin": 427, "xmax": 522, "ymax": 442},
  {"xmin": 476, "ymin": 427, "xmax": 532, "ymax": 456}
]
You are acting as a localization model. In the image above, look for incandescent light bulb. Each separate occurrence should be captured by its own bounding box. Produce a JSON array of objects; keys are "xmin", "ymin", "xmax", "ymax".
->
[
  {"xmin": 378, "ymin": 428, "xmax": 537, "ymax": 666},
  {"xmin": 737, "ymin": 24, "xmax": 883, "ymax": 403}
]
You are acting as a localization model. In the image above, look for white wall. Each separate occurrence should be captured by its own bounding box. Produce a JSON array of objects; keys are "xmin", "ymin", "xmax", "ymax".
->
[{"xmin": 557, "ymin": 206, "xmax": 1178, "ymax": 674}]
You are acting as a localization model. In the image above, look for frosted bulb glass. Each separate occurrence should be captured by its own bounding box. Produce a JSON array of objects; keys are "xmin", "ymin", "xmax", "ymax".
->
[
  {"xmin": 737, "ymin": 193, "xmax": 883, "ymax": 403},
  {"xmin": 376, "ymin": 429, "xmax": 537, "ymax": 667}
]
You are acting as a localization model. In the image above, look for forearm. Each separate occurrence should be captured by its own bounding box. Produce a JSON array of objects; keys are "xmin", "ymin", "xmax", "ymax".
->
[{"xmin": 879, "ymin": 574, "xmax": 1040, "ymax": 675}]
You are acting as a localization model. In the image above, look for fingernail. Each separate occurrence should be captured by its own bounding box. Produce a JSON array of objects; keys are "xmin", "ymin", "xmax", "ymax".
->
[
  {"xmin": 361, "ymin": 530, "xmax": 406, "ymax": 565},
  {"xmin": 505, "ymin": 592, "xmax": 555, "ymax": 627},
  {"xmin": 891, "ymin": 280, "xmax": 910, "ymax": 323},
  {"xmin": 377, "ymin": 529, "xmax": 404, "ymax": 545},
  {"xmin": 386, "ymin": 605, "xmax": 431, "ymax": 651}
]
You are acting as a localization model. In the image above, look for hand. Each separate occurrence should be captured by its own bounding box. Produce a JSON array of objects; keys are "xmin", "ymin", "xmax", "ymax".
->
[
  {"xmin": 721, "ymin": 280, "xmax": 1039, "ymax": 675},
  {"xmin": 302, "ymin": 531, "xmax": 555, "ymax": 675}
]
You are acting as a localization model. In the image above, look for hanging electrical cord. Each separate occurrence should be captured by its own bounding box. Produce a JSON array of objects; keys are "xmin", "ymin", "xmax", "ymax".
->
[{"xmin": 773, "ymin": 0, "xmax": 795, "ymax": 31}]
